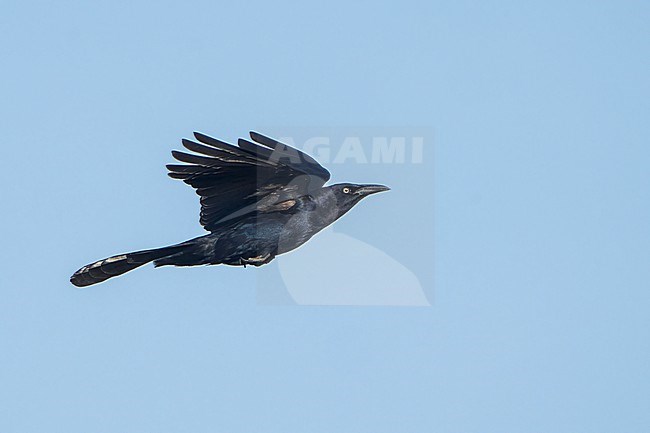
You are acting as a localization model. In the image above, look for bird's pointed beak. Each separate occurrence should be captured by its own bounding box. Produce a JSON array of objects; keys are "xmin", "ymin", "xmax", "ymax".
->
[{"xmin": 357, "ymin": 184, "xmax": 391, "ymax": 196}]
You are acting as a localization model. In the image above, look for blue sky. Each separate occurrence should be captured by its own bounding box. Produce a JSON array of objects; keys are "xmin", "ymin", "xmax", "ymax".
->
[{"xmin": 1, "ymin": 1, "xmax": 649, "ymax": 432}]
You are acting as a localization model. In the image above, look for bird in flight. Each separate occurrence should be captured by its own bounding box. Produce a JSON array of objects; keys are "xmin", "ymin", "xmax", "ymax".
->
[{"xmin": 71, "ymin": 131, "xmax": 390, "ymax": 287}]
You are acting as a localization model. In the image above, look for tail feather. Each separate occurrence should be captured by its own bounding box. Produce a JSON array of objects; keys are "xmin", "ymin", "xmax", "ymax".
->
[{"xmin": 70, "ymin": 246, "xmax": 183, "ymax": 287}]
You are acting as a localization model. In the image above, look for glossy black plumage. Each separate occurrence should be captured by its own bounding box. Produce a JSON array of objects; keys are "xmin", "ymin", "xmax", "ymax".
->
[{"xmin": 70, "ymin": 131, "xmax": 389, "ymax": 287}]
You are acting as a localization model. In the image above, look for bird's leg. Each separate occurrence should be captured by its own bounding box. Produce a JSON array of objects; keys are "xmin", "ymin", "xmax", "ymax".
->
[{"xmin": 239, "ymin": 253, "xmax": 273, "ymax": 267}]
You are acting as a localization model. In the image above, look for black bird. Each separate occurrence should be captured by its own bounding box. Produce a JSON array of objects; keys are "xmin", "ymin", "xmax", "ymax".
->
[{"xmin": 70, "ymin": 131, "xmax": 389, "ymax": 287}]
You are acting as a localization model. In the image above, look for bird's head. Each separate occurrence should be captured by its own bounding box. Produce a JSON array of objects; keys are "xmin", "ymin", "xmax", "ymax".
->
[{"xmin": 326, "ymin": 183, "xmax": 391, "ymax": 216}]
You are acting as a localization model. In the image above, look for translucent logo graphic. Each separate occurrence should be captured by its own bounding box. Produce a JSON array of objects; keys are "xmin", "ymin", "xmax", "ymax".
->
[
  {"xmin": 275, "ymin": 136, "xmax": 424, "ymax": 165},
  {"xmin": 255, "ymin": 127, "xmax": 434, "ymax": 306},
  {"xmin": 278, "ymin": 227, "xmax": 429, "ymax": 306}
]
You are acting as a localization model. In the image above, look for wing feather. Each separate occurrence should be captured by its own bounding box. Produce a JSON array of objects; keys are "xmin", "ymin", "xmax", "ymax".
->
[
  {"xmin": 249, "ymin": 131, "xmax": 331, "ymax": 181},
  {"xmin": 167, "ymin": 131, "xmax": 330, "ymax": 231}
]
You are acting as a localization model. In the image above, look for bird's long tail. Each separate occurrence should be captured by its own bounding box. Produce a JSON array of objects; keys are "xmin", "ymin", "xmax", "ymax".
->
[{"xmin": 70, "ymin": 244, "xmax": 188, "ymax": 287}]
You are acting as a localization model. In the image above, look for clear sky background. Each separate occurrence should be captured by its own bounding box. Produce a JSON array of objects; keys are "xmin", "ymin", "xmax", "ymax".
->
[{"xmin": 1, "ymin": 1, "xmax": 649, "ymax": 432}]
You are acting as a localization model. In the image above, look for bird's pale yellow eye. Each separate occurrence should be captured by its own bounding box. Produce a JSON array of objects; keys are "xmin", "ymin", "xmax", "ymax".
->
[{"xmin": 342, "ymin": 187, "xmax": 351, "ymax": 194}]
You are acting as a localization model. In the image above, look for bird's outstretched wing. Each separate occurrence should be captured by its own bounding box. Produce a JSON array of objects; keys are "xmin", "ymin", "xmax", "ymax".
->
[{"xmin": 167, "ymin": 131, "xmax": 331, "ymax": 231}]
